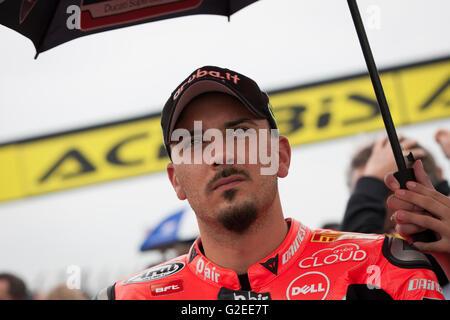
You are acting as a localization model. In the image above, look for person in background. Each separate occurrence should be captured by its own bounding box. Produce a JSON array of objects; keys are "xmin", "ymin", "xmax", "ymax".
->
[
  {"xmin": 0, "ymin": 273, "xmax": 31, "ymax": 300},
  {"xmin": 44, "ymin": 284, "xmax": 88, "ymax": 300},
  {"xmin": 341, "ymin": 136, "xmax": 449, "ymax": 234},
  {"xmin": 435, "ymin": 129, "xmax": 450, "ymax": 159}
]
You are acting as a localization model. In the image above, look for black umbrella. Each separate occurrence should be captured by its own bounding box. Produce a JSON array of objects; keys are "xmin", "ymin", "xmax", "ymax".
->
[
  {"xmin": 0, "ymin": 0, "xmax": 433, "ymax": 242},
  {"xmin": 0, "ymin": 0, "xmax": 258, "ymax": 58}
]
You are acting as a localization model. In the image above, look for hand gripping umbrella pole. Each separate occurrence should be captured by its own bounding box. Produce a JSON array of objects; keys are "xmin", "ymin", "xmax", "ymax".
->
[{"xmin": 347, "ymin": 0, "xmax": 435, "ymax": 243}]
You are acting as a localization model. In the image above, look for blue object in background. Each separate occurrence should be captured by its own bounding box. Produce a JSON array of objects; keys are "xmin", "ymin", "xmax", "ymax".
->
[{"xmin": 140, "ymin": 208, "xmax": 195, "ymax": 251}]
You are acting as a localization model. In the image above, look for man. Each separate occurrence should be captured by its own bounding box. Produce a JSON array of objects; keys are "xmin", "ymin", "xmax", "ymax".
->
[
  {"xmin": 0, "ymin": 273, "xmax": 30, "ymax": 300},
  {"xmin": 96, "ymin": 66, "xmax": 444, "ymax": 300}
]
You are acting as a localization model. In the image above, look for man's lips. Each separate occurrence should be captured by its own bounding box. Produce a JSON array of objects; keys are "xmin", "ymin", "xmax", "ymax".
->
[{"xmin": 211, "ymin": 176, "xmax": 246, "ymax": 192}]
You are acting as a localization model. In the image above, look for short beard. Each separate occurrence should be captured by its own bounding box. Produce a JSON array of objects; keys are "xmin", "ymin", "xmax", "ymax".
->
[
  {"xmin": 222, "ymin": 189, "xmax": 237, "ymax": 201},
  {"xmin": 216, "ymin": 201, "xmax": 258, "ymax": 234}
]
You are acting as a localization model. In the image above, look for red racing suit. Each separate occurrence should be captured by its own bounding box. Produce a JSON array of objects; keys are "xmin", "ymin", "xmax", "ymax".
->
[{"xmin": 97, "ymin": 218, "xmax": 444, "ymax": 300}]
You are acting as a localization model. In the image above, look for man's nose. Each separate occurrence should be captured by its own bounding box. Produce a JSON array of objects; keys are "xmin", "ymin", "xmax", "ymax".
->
[
  {"xmin": 212, "ymin": 142, "xmax": 235, "ymax": 167},
  {"xmin": 204, "ymin": 134, "xmax": 236, "ymax": 168}
]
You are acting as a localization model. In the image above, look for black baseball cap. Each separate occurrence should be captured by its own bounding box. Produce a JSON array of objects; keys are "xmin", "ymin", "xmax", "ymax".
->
[{"xmin": 161, "ymin": 66, "xmax": 277, "ymax": 158}]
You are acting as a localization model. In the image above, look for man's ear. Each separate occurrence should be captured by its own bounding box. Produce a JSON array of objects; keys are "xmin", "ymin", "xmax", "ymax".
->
[
  {"xmin": 167, "ymin": 162, "xmax": 187, "ymax": 200},
  {"xmin": 277, "ymin": 135, "xmax": 291, "ymax": 178}
]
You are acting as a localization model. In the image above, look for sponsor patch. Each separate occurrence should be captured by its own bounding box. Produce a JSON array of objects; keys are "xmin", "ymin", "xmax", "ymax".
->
[
  {"xmin": 286, "ymin": 272, "xmax": 330, "ymax": 300},
  {"xmin": 299, "ymin": 243, "xmax": 367, "ymax": 268},
  {"xmin": 195, "ymin": 257, "xmax": 221, "ymax": 283},
  {"xmin": 335, "ymin": 233, "xmax": 383, "ymax": 241},
  {"xmin": 310, "ymin": 231, "xmax": 383, "ymax": 243},
  {"xmin": 408, "ymin": 279, "xmax": 443, "ymax": 294},
  {"xmin": 150, "ymin": 279, "xmax": 184, "ymax": 296},
  {"xmin": 282, "ymin": 226, "xmax": 306, "ymax": 265},
  {"xmin": 310, "ymin": 232, "xmax": 341, "ymax": 243},
  {"xmin": 123, "ymin": 262, "xmax": 185, "ymax": 284},
  {"xmin": 218, "ymin": 287, "xmax": 271, "ymax": 300}
]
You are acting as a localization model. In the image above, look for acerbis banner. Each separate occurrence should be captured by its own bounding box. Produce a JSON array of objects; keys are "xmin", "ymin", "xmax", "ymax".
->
[{"xmin": 0, "ymin": 56, "xmax": 448, "ymax": 202}]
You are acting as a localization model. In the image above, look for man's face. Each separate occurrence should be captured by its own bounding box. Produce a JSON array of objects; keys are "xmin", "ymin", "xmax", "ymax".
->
[
  {"xmin": 166, "ymin": 92, "xmax": 289, "ymax": 234},
  {"xmin": 0, "ymin": 280, "xmax": 12, "ymax": 300}
]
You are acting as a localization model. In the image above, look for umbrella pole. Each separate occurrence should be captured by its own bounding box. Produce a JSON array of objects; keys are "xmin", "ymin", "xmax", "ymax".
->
[
  {"xmin": 346, "ymin": 0, "xmax": 407, "ymax": 174},
  {"xmin": 346, "ymin": 0, "xmax": 436, "ymax": 243}
]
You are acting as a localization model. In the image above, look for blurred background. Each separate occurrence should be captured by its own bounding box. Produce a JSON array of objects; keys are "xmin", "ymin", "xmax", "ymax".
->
[{"xmin": 0, "ymin": 0, "xmax": 449, "ymax": 299}]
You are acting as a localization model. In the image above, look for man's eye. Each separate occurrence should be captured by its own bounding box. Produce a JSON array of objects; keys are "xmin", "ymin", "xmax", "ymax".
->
[
  {"xmin": 230, "ymin": 127, "xmax": 248, "ymax": 135},
  {"xmin": 234, "ymin": 126, "xmax": 250, "ymax": 131},
  {"xmin": 192, "ymin": 137, "xmax": 203, "ymax": 144},
  {"xmin": 188, "ymin": 137, "xmax": 203, "ymax": 147},
  {"xmin": 229, "ymin": 127, "xmax": 256, "ymax": 137},
  {"xmin": 179, "ymin": 137, "xmax": 200, "ymax": 150}
]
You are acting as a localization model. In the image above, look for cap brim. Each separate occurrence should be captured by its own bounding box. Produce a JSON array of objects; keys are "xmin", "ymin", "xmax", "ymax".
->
[{"xmin": 168, "ymin": 80, "xmax": 261, "ymax": 141}]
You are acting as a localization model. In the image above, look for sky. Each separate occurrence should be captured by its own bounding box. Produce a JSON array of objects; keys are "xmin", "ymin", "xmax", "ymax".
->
[{"xmin": 0, "ymin": 0, "xmax": 449, "ymax": 296}]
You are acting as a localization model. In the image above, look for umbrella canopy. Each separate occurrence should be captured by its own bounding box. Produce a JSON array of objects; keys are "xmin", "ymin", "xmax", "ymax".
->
[
  {"xmin": 0, "ymin": 0, "xmax": 258, "ymax": 58},
  {"xmin": 140, "ymin": 207, "xmax": 199, "ymax": 251}
]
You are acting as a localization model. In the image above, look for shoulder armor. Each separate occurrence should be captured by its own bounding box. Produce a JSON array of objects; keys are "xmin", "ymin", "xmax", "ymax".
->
[
  {"xmin": 382, "ymin": 236, "xmax": 432, "ymax": 270},
  {"xmin": 93, "ymin": 284, "xmax": 115, "ymax": 300}
]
